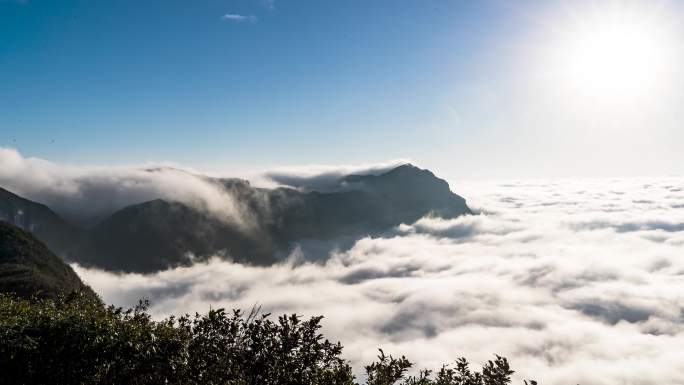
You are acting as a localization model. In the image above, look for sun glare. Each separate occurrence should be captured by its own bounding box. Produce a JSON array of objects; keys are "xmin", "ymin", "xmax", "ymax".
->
[
  {"xmin": 541, "ymin": 2, "xmax": 679, "ymax": 105},
  {"xmin": 565, "ymin": 21, "xmax": 665, "ymax": 94}
]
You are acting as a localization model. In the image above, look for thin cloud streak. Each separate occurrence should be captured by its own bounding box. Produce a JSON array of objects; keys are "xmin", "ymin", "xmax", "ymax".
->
[{"xmin": 222, "ymin": 13, "xmax": 258, "ymax": 23}]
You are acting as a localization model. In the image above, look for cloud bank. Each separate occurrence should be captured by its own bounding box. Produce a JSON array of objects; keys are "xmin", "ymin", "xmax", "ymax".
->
[
  {"xmin": 74, "ymin": 176, "xmax": 684, "ymax": 384},
  {"xmin": 0, "ymin": 148, "xmax": 254, "ymax": 228}
]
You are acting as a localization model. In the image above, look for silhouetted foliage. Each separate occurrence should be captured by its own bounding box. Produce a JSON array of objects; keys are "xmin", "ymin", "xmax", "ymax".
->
[
  {"xmin": 366, "ymin": 350, "xmax": 517, "ymax": 385},
  {"xmin": 0, "ymin": 293, "xmax": 534, "ymax": 385}
]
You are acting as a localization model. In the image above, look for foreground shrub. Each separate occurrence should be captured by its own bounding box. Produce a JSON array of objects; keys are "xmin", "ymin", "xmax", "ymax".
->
[{"xmin": 0, "ymin": 293, "xmax": 534, "ymax": 385}]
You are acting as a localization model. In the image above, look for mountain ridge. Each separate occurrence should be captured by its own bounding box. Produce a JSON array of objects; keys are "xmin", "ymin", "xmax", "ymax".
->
[{"xmin": 0, "ymin": 164, "xmax": 472, "ymax": 273}]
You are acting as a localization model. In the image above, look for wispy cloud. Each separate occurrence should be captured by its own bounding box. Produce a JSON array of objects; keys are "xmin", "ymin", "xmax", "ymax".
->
[
  {"xmin": 261, "ymin": 0, "xmax": 275, "ymax": 11},
  {"xmin": 222, "ymin": 13, "xmax": 258, "ymax": 23}
]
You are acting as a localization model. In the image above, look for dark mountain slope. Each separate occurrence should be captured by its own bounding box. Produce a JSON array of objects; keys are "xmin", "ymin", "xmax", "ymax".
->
[
  {"xmin": 0, "ymin": 187, "xmax": 83, "ymax": 254},
  {"xmin": 343, "ymin": 164, "xmax": 470, "ymax": 218},
  {"xmin": 0, "ymin": 221, "xmax": 94, "ymax": 299},
  {"xmin": 71, "ymin": 164, "xmax": 472, "ymax": 273},
  {"xmin": 74, "ymin": 199, "xmax": 275, "ymax": 272},
  {"xmin": 269, "ymin": 164, "xmax": 471, "ymax": 243}
]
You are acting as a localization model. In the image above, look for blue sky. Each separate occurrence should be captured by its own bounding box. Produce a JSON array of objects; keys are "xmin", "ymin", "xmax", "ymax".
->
[{"xmin": 2, "ymin": 0, "xmax": 683, "ymax": 178}]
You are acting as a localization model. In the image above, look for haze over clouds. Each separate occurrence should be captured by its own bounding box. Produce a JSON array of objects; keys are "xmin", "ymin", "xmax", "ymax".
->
[{"xmin": 75, "ymin": 176, "xmax": 684, "ymax": 385}]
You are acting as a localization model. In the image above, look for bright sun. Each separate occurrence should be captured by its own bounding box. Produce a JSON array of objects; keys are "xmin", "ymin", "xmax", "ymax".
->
[{"xmin": 541, "ymin": 2, "xmax": 678, "ymax": 105}]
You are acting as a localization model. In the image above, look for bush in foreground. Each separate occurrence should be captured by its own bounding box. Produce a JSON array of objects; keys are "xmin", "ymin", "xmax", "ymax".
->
[{"xmin": 0, "ymin": 293, "xmax": 535, "ymax": 385}]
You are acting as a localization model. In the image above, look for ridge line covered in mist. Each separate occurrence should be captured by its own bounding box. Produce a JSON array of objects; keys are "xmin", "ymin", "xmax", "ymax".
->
[{"xmin": 0, "ymin": 148, "xmax": 472, "ymax": 273}]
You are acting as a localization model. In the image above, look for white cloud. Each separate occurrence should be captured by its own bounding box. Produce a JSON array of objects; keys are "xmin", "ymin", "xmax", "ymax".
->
[
  {"xmin": 0, "ymin": 147, "xmax": 256, "ymax": 229},
  {"xmin": 222, "ymin": 13, "xmax": 257, "ymax": 23},
  {"xmin": 74, "ymin": 175, "xmax": 684, "ymax": 384}
]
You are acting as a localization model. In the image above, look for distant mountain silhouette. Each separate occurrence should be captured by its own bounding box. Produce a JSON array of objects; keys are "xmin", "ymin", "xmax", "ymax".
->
[
  {"xmin": 267, "ymin": 164, "xmax": 471, "ymax": 243},
  {"xmin": 0, "ymin": 164, "xmax": 472, "ymax": 273},
  {"xmin": 0, "ymin": 221, "xmax": 94, "ymax": 299}
]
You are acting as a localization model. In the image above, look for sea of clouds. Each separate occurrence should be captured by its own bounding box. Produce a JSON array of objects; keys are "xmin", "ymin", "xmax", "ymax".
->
[
  {"xmin": 73, "ymin": 175, "xmax": 684, "ymax": 385},
  {"xmin": 4, "ymin": 147, "xmax": 682, "ymax": 384}
]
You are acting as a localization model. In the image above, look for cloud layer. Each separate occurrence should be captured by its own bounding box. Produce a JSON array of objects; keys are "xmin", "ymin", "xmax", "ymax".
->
[
  {"xmin": 74, "ymin": 176, "xmax": 684, "ymax": 384},
  {"xmin": 0, "ymin": 148, "xmax": 254, "ymax": 228}
]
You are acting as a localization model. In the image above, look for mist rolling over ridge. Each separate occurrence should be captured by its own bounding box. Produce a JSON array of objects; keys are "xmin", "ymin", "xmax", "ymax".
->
[{"xmin": 0, "ymin": 149, "xmax": 471, "ymax": 272}]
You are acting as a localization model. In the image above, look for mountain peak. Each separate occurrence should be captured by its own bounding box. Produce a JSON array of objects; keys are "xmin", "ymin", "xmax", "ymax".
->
[{"xmin": 383, "ymin": 163, "xmax": 431, "ymax": 176}]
